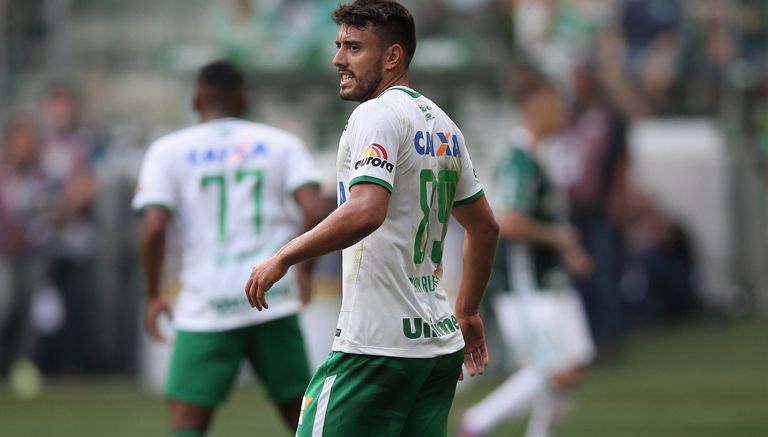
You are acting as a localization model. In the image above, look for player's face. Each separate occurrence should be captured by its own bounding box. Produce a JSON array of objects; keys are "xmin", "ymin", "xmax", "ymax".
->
[
  {"xmin": 538, "ymin": 89, "xmax": 568, "ymax": 134},
  {"xmin": 332, "ymin": 23, "xmax": 386, "ymax": 102}
]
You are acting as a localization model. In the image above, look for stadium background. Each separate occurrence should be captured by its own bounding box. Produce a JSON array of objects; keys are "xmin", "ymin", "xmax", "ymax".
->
[{"xmin": 0, "ymin": 0, "xmax": 766, "ymax": 436}]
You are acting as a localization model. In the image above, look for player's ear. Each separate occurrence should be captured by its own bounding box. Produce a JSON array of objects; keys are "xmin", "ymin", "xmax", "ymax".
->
[
  {"xmin": 192, "ymin": 92, "xmax": 203, "ymax": 114},
  {"xmin": 384, "ymin": 44, "xmax": 404, "ymax": 71}
]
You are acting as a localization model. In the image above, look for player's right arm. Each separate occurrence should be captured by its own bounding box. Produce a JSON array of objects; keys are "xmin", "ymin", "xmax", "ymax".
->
[
  {"xmin": 499, "ymin": 212, "xmax": 591, "ymax": 278},
  {"xmin": 245, "ymin": 182, "xmax": 389, "ymax": 311},
  {"xmin": 246, "ymin": 101, "xmax": 398, "ymax": 310},
  {"xmin": 141, "ymin": 206, "xmax": 173, "ymax": 342},
  {"xmin": 133, "ymin": 138, "xmax": 177, "ymax": 342},
  {"xmin": 451, "ymin": 194, "xmax": 499, "ymax": 378}
]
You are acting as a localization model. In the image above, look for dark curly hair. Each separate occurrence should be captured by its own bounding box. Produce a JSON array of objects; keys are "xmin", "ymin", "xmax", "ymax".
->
[
  {"xmin": 332, "ymin": 0, "xmax": 416, "ymax": 67},
  {"xmin": 196, "ymin": 60, "xmax": 245, "ymax": 108}
]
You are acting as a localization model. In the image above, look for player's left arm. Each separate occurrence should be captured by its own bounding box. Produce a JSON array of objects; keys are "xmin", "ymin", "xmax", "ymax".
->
[
  {"xmin": 293, "ymin": 183, "xmax": 325, "ymax": 306},
  {"xmin": 451, "ymin": 194, "xmax": 499, "ymax": 377},
  {"xmin": 245, "ymin": 182, "xmax": 389, "ymax": 310}
]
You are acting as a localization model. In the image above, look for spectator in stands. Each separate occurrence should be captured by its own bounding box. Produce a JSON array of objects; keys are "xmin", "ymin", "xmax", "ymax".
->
[
  {"xmin": 204, "ymin": 0, "xmax": 274, "ymax": 68},
  {"xmin": 618, "ymin": 0, "xmax": 683, "ymax": 111},
  {"xmin": 565, "ymin": 63, "xmax": 630, "ymax": 363},
  {"xmin": 622, "ymin": 195, "xmax": 699, "ymax": 324},
  {"xmin": 0, "ymin": 116, "xmax": 49, "ymax": 397},
  {"xmin": 37, "ymin": 84, "xmax": 101, "ymax": 373}
]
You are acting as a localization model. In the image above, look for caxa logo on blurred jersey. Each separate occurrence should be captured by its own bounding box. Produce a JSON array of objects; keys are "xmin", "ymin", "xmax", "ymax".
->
[
  {"xmin": 187, "ymin": 142, "xmax": 268, "ymax": 165},
  {"xmin": 355, "ymin": 143, "xmax": 394, "ymax": 173},
  {"xmin": 414, "ymin": 131, "xmax": 461, "ymax": 158}
]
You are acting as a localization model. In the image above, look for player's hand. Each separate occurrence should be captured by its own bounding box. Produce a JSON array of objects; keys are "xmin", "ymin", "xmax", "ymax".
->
[
  {"xmin": 145, "ymin": 296, "xmax": 172, "ymax": 343},
  {"xmin": 556, "ymin": 225, "xmax": 593, "ymax": 278},
  {"xmin": 245, "ymin": 255, "xmax": 289, "ymax": 311},
  {"xmin": 457, "ymin": 312, "xmax": 489, "ymax": 379},
  {"xmin": 561, "ymin": 245, "xmax": 593, "ymax": 278}
]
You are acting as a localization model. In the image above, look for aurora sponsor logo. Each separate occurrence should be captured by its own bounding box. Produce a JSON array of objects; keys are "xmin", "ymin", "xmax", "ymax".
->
[
  {"xmin": 402, "ymin": 316, "xmax": 460, "ymax": 339},
  {"xmin": 355, "ymin": 143, "xmax": 394, "ymax": 173},
  {"xmin": 413, "ymin": 131, "xmax": 461, "ymax": 158},
  {"xmin": 298, "ymin": 396, "xmax": 314, "ymax": 425}
]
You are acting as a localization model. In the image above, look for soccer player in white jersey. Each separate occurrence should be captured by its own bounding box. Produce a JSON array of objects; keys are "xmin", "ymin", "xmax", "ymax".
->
[
  {"xmin": 133, "ymin": 61, "xmax": 323, "ymax": 437},
  {"xmin": 460, "ymin": 77, "xmax": 595, "ymax": 437},
  {"xmin": 244, "ymin": 1, "xmax": 499, "ymax": 436}
]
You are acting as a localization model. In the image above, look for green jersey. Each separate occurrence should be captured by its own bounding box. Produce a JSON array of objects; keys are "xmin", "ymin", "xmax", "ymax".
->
[{"xmin": 491, "ymin": 131, "xmax": 571, "ymax": 294}]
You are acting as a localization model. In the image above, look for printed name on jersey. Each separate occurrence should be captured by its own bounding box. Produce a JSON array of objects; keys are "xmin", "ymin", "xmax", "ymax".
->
[
  {"xmin": 408, "ymin": 274, "xmax": 441, "ymax": 294},
  {"xmin": 187, "ymin": 141, "xmax": 268, "ymax": 165},
  {"xmin": 354, "ymin": 143, "xmax": 394, "ymax": 173},
  {"xmin": 414, "ymin": 131, "xmax": 462, "ymax": 157},
  {"xmin": 402, "ymin": 316, "xmax": 460, "ymax": 339}
]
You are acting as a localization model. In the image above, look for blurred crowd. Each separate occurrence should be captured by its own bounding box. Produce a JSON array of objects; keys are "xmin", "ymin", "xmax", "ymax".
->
[
  {"xmin": 510, "ymin": 0, "xmax": 766, "ymax": 118},
  {"xmin": 0, "ymin": 86, "xmax": 106, "ymax": 394},
  {"xmin": 0, "ymin": 0, "xmax": 765, "ymax": 396}
]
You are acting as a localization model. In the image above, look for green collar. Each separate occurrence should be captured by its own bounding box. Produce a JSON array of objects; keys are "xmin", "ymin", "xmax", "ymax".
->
[{"xmin": 381, "ymin": 86, "xmax": 422, "ymax": 98}]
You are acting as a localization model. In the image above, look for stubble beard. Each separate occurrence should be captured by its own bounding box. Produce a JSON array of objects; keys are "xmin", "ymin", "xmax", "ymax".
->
[{"xmin": 340, "ymin": 59, "xmax": 384, "ymax": 102}]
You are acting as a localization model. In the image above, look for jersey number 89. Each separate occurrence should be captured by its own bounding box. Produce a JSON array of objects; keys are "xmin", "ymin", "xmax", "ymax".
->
[{"xmin": 414, "ymin": 169, "xmax": 458, "ymax": 265}]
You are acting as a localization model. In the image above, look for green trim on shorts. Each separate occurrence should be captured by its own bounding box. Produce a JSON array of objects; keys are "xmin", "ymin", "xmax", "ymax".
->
[
  {"xmin": 296, "ymin": 349, "xmax": 463, "ymax": 437},
  {"xmin": 165, "ymin": 315, "xmax": 310, "ymax": 407}
]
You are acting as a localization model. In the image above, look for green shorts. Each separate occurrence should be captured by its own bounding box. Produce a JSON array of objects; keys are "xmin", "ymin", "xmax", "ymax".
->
[
  {"xmin": 165, "ymin": 315, "xmax": 310, "ymax": 407},
  {"xmin": 296, "ymin": 349, "xmax": 464, "ymax": 437}
]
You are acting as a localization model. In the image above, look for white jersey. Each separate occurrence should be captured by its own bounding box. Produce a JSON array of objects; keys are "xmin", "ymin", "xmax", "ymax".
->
[
  {"xmin": 132, "ymin": 118, "xmax": 319, "ymax": 332},
  {"xmin": 333, "ymin": 86, "xmax": 484, "ymax": 358}
]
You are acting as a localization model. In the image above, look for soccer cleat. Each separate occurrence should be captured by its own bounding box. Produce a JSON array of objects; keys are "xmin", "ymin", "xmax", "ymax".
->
[{"xmin": 9, "ymin": 358, "xmax": 42, "ymax": 399}]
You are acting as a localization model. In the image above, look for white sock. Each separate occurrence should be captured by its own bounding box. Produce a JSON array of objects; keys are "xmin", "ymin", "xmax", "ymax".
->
[
  {"xmin": 462, "ymin": 366, "xmax": 546, "ymax": 435},
  {"xmin": 524, "ymin": 389, "xmax": 572, "ymax": 437}
]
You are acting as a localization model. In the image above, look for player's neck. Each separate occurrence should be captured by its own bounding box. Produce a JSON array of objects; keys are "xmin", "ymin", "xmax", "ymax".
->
[
  {"xmin": 370, "ymin": 71, "xmax": 411, "ymax": 101},
  {"xmin": 200, "ymin": 109, "xmax": 240, "ymax": 122}
]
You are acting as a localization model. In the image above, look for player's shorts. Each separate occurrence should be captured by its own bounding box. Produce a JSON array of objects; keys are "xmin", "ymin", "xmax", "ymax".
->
[
  {"xmin": 165, "ymin": 314, "xmax": 310, "ymax": 407},
  {"xmin": 494, "ymin": 289, "xmax": 595, "ymax": 376},
  {"xmin": 296, "ymin": 349, "xmax": 464, "ymax": 437}
]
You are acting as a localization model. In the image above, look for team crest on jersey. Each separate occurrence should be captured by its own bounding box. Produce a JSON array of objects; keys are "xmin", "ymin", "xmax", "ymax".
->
[{"xmin": 354, "ymin": 143, "xmax": 394, "ymax": 173}]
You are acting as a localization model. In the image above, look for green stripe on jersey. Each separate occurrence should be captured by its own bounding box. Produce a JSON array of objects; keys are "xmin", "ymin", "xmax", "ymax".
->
[
  {"xmin": 349, "ymin": 176, "xmax": 393, "ymax": 194},
  {"xmin": 133, "ymin": 202, "xmax": 173, "ymax": 215},
  {"xmin": 291, "ymin": 180, "xmax": 321, "ymax": 195},
  {"xmin": 453, "ymin": 189, "xmax": 484, "ymax": 206}
]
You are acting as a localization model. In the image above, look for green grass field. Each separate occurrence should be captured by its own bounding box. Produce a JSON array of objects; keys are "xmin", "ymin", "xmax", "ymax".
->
[{"xmin": 2, "ymin": 317, "xmax": 767, "ymax": 437}]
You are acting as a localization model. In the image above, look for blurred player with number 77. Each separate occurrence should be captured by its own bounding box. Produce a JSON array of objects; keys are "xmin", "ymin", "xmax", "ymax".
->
[{"xmin": 134, "ymin": 60, "xmax": 324, "ymax": 437}]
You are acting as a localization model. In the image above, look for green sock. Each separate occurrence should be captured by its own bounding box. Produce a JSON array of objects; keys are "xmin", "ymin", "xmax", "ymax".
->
[{"xmin": 171, "ymin": 430, "xmax": 203, "ymax": 437}]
